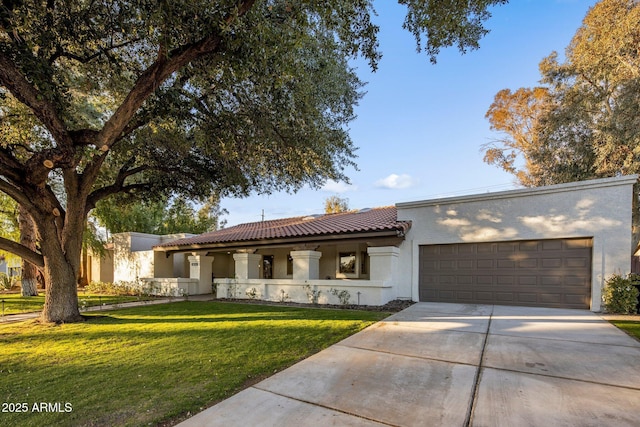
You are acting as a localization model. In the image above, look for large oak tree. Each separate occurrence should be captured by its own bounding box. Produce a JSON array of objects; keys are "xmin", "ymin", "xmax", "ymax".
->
[{"xmin": 0, "ymin": 0, "xmax": 506, "ymax": 323}]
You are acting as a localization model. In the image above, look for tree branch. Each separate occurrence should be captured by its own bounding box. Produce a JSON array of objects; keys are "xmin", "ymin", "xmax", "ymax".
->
[
  {"xmin": 0, "ymin": 147, "xmax": 26, "ymax": 184},
  {"xmin": 69, "ymin": 129, "xmax": 100, "ymax": 146},
  {"xmin": 0, "ymin": 176, "xmax": 32, "ymax": 209},
  {"xmin": 0, "ymin": 52, "xmax": 71, "ymax": 147},
  {"xmin": 48, "ymin": 38, "xmax": 142, "ymax": 65},
  {"xmin": 85, "ymin": 160, "xmax": 152, "ymax": 211},
  {"xmin": 0, "ymin": 235, "xmax": 44, "ymax": 269},
  {"xmin": 87, "ymin": 182, "xmax": 151, "ymax": 213},
  {"xmin": 95, "ymin": 0, "xmax": 257, "ymax": 151}
]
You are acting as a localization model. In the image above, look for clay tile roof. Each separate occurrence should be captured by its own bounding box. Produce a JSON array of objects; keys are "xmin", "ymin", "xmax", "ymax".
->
[{"xmin": 156, "ymin": 206, "xmax": 410, "ymax": 249}]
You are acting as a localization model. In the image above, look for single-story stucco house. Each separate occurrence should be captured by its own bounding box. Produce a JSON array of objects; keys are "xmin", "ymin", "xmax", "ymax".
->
[{"xmin": 93, "ymin": 175, "xmax": 639, "ymax": 312}]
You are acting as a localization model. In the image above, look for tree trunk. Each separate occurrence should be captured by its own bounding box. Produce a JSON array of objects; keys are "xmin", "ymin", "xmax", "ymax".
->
[
  {"xmin": 38, "ymin": 214, "xmax": 84, "ymax": 324},
  {"xmin": 18, "ymin": 206, "xmax": 39, "ymax": 296},
  {"xmin": 40, "ymin": 248, "xmax": 83, "ymax": 323}
]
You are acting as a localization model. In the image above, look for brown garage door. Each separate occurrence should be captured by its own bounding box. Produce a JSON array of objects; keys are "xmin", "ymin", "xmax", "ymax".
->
[{"xmin": 419, "ymin": 238, "xmax": 592, "ymax": 309}]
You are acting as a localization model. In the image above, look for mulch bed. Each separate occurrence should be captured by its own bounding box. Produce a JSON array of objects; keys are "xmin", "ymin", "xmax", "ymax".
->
[{"xmin": 215, "ymin": 297, "xmax": 416, "ymax": 312}]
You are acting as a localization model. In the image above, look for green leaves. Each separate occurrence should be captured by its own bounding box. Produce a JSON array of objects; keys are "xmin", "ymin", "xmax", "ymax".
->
[
  {"xmin": 484, "ymin": 0, "xmax": 640, "ymax": 186},
  {"xmin": 400, "ymin": 0, "xmax": 508, "ymax": 63},
  {"xmin": 93, "ymin": 194, "xmax": 224, "ymax": 235}
]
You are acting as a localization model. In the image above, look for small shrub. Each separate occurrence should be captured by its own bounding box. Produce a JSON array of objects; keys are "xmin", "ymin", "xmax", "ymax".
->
[
  {"xmin": 602, "ymin": 273, "xmax": 640, "ymax": 314},
  {"xmin": 330, "ymin": 288, "xmax": 351, "ymax": 305},
  {"xmin": 303, "ymin": 284, "xmax": 321, "ymax": 304},
  {"xmin": 226, "ymin": 282, "xmax": 238, "ymax": 299},
  {"xmin": 85, "ymin": 281, "xmax": 117, "ymax": 294},
  {"xmin": 86, "ymin": 280, "xmax": 150, "ymax": 296},
  {"xmin": 0, "ymin": 273, "xmax": 16, "ymax": 290},
  {"xmin": 245, "ymin": 287, "xmax": 259, "ymax": 300},
  {"xmin": 278, "ymin": 289, "xmax": 290, "ymax": 302}
]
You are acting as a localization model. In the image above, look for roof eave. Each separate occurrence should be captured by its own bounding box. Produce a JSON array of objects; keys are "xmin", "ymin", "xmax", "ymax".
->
[{"xmin": 155, "ymin": 229, "xmax": 406, "ymax": 255}]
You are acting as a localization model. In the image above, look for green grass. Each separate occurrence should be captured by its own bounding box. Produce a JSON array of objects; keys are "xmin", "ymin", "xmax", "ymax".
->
[
  {"xmin": 0, "ymin": 301, "xmax": 389, "ymax": 426},
  {"xmin": 0, "ymin": 292, "xmax": 155, "ymax": 315},
  {"xmin": 610, "ymin": 320, "xmax": 640, "ymax": 341}
]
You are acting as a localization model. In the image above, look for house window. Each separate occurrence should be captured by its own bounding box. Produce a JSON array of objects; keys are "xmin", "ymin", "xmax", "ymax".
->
[
  {"xmin": 287, "ymin": 255, "xmax": 293, "ymax": 275},
  {"xmin": 339, "ymin": 252, "xmax": 356, "ymax": 274}
]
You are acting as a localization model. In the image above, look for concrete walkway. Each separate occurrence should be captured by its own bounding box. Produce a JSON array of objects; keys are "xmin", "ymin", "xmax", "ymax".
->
[{"xmin": 178, "ymin": 302, "xmax": 640, "ymax": 427}]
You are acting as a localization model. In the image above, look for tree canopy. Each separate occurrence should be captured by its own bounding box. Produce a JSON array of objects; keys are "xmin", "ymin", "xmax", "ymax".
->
[
  {"xmin": 0, "ymin": 0, "xmax": 507, "ymax": 323},
  {"xmin": 483, "ymin": 0, "xmax": 640, "ymax": 186},
  {"xmin": 93, "ymin": 195, "xmax": 226, "ymax": 235},
  {"xmin": 324, "ymin": 195, "xmax": 349, "ymax": 213}
]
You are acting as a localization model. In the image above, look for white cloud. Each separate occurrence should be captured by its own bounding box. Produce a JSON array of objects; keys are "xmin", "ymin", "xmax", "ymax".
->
[
  {"xmin": 322, "ymin": 180, "xmax": 357, "ymax": 193},
  {"xmin": 374, "ymin": 173, "xmax": 417, "ymax": 190}
]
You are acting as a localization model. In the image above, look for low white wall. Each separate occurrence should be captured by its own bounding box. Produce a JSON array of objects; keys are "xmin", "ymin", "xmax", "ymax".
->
[
  {"xmin": 140, "ymin": 278, "xmax": 200, "ymax": 297},
  {"xmin": 396, "ymin": 175, "xmax": 638, "ymax": 311},
  {"xmin": 213, "ymin": 278, "xmax": 394, "ymax": 306}
]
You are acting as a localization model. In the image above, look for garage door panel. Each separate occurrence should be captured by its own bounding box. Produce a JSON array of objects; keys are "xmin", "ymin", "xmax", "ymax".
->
[
  {"xmin": 518, "ymin": 276, "xmax": 537, "ymax": 285},
  {"xmin": 477, "ymin": 243, "xmax": 494, "ymax": 253},
  {"xmin": 497, "ymin": 259, "xmax": 516, "ymax": 268},
  {"xmin": 541, "ymin": 276, "xmax": 562, "ymax": 286},
  {"xmin": 539, "ymin": 293, "xmax": 562, "ymax": 304},
  {"xmin": 474, "ymin": 291, "xmax": 494, "ymax": 301},
  {"xmin": 477, "ymin": 260, "xmax": 494, "ymax": 269},
  {"xmin": 565, "ymin": 294, "xmax": 589, "ymax": 305},
  {"xmin": 542, "ymin": 258, "xmax": 563, "ymax": 268},
  {"xmin": 496, "ymin": 292, "xmax": 515, "ymax": 302},
  {"xmin": 566, "ymin": 258, "xmax": 589, "ymax": 268},
  {"xmin": 419, "ymin": 238, "xmax": 592, "ymax": 309},
  {"xmin": 542, "ymin": 240, "xmax": 563, "ymax": 250},
  {"xmin": 458, "ymin": 260, "xmax": 474, "ymax": 269},
  {"xmin": 457, "ymin": 275, "xmax": 473, "ymax": 284},
  {"xmin": 440, "ymin": 260, "xmax": 456, "ymax": 269},
  {"xmin": 477, "ymin": 276, "xmax": 493, "ymax": 285},
  {"xmin": 458, "ymin": 245, "xmax": 475, "ymax": 254},
  {"xmin": 517, "ymin": 293, "xmax": 538, "ymax": 303},
  {"xmin": 518, "ymin": 259, "xmax": 538, "ymax": 268},
  {"xmin": 565, "ymin": 238, "xmax": 592, "ymax": 249}
]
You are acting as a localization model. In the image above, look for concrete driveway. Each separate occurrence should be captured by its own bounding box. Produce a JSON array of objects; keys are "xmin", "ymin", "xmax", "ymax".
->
[{"xmin": 178, "ymin": 302, "xmax": 640, "ymax": 427}]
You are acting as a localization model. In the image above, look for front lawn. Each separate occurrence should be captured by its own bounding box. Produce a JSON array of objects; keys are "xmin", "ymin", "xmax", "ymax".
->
[
  {"xmin": 610, "ymin": 320, "xmax": 640, "ymax": 341},
  {"xmin": 0, "ymin": 292, "xmax": 155, "ymax": 315},
  {"xmin": 0, "ymin": 301, "xmax": 388, "ymax": 426}
]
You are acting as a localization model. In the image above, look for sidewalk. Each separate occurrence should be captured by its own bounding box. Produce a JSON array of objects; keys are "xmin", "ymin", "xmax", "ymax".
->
[{"xmin": 0, "ymin": 294, "xmax": 216, "ymax": 324}]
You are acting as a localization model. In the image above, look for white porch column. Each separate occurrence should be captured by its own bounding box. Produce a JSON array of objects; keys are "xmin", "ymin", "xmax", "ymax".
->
[
  {"xmin": 187, "ymin": 253, "xmax": 214, "ymax": 294},
  {"xmin": 233, "ymin": 253, "xmax": 262, "ymax": 279},
  {"xmin": 367, "ymin": 246, "xmax": 400, "ymax": 285},
  {"xmin": 290, "ymin": 250, "xmax": 322, "ymax": 280}
]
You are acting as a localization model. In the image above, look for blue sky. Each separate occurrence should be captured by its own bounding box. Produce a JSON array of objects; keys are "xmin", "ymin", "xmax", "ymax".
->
[{"xmin": 221, "ymin": 0, "xmax": 598, "ymax": 226}]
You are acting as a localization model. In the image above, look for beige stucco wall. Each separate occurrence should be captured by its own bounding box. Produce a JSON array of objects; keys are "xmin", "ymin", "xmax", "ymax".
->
[
  {"xmin": 396, "ymin": 175, "xmax": 639, "ymax": 311},
  {"xmin": 90, "ymin": 249, "xmax": 113, "ymax": 283},
  {"xmin": 111, "ymin": 232, "xmax": 194, "ymax": 282}
]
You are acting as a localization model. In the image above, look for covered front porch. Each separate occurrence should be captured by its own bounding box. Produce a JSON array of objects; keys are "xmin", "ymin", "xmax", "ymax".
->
[
  {"xmin": 149, "ymin": 207, "xmax": 411, "ymax": 305},
  {"xmin": 149, "ymin": 244, "xmax": 403, "ymax": 306}
]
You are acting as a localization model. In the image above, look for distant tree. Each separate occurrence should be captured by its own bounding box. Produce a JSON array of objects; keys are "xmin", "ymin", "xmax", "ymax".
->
[
  {"xmin": 0, "ymin": 0, "xmax": 508, "ymax": 323},
  {"xmin": 483, "ymin": 0, "xmax": 640, "ymax": 186},
  {"xmin": 93, "ymin": 195, "xmax": 225, "ymax": 235},
  {"xmin": 324, "ymin": 196, "xmax": 350, "ymax": 214},
  {"xmin": 483, "ymin": 87, "xmax": 552, "ymax": 187},
  {"xmin": 0, "ymin": 194, "xmax": 41, "ymax": 295},
  {"xmin": 17, "ymin": 206, "xmax": 41, "ymax": 296}
]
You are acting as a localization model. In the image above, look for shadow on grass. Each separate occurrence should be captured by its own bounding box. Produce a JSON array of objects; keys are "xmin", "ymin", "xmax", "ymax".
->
[{"xmin": 81, "ymin": 301, "xmax": 389, "ymax": 325}]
